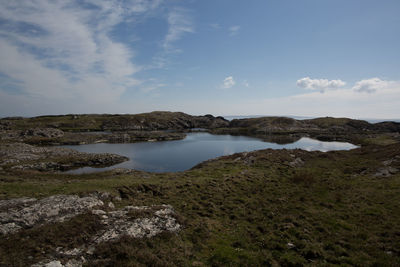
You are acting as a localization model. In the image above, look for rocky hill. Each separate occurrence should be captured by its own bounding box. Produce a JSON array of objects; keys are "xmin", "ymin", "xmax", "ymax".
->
[
  {"xmin": 0, "ymin": 111, "xmax": 229, "ymax": 132},
  {"xmin": 229, "ymin": 116, "xmax": 400, "ymax": 134}
]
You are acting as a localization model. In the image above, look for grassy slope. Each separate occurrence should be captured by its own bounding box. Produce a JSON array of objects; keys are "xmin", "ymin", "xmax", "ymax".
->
[{"xmin": 1, "ymin": 143, "xmax": 399, "ymax": 266}]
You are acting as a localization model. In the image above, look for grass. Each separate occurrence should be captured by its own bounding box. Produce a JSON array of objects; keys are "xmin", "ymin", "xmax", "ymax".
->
[{"xmin": 1, "ymin": 142, "xmax": 399, "ymax": 266}]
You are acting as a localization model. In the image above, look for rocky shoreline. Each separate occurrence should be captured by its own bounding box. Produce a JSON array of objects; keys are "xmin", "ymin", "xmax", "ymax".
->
[{"xmin": 0, "ymin": 142, "xmax": 128, "ymax": 172}]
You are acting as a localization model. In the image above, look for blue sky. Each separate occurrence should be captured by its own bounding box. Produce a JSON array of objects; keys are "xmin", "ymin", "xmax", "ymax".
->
[{"xmin": 0, "ymin": 0, "xmax": 399, "ymax": 119}]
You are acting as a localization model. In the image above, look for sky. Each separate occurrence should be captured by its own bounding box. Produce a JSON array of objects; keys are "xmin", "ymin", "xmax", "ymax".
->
[{"xmin": 0, "ymin": 0, "xmax": 399, "ymax": 119}]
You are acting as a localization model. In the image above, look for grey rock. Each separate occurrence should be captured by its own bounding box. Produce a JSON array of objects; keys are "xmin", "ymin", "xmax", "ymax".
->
[
  {"xmin": 374, "ymin": 167, "xmax": 399, "ymax": 177},
  {"xmin": 22, "ymin": 128, "xmax": 65, "ymax": 138},
  {"xmin": 31, "ymin": 260, "xmax": 64, "ymax": 267},
  {"xmin": 287, "ymin": 242, "xmax": 295, "ymax": 249},
  {"xmin": 382, "ymin": 159, "xmax": 394, "ymax": 166},
  {"xmin": 0, "ymin": 143, "xmax": 127, "ymax": 171},
  {"xmin": 30, "ymin": 203, "xmax": 180, "ymax": 267},
  {"xmin": 289, "ymin": 157, "xmax": 304, "ymax": 167},
  {"xmin": 0, "ymin": 195, "xmax": 103, "ymax": 234},
  {"xmin": 94, "ymin": 204, "xmax": 180, "ymax": 243}
]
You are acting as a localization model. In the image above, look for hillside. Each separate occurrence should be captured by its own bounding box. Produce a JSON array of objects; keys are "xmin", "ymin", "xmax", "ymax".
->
[{"xmin": 0, "ymin": 112, "xmax": 229, "ymax": 132}]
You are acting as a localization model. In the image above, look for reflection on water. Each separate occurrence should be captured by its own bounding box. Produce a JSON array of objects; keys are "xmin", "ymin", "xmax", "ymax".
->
[{"xmin": 63, "ymin": 133, "xmax": 358, "ymax": 174}]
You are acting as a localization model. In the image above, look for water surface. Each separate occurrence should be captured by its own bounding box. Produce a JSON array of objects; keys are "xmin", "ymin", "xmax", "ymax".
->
[{"xmin": 64, "ymin": 133, "xmax": 357, "ymax": 173}]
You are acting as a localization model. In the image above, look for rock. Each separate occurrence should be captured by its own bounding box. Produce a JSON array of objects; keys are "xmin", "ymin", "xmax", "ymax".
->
[
  {"xmin": 94, "ymin": 204, "xmax": 180, "ymax": 243},
  {"xmin": 287, "ymin": 242, "xmax": 295, "ymax": 249},
  {"xmin": 289, "ymin": 157, "xmax": 304, "ymax": 167},
  {"xmin": 0, "ymin": 197, "xmax": 37, "ymax": 211},
  {"xmin": 31, "ymin": 260, "xmax": 64, "ymax": 267},
  {"xmin": 245, "ymin": 156, "xmax": 256, "ymax": 165},
  {"xmin": 91, "ymin": 209, "xmax": 106, "ymax": 216},
  {"xmin": 21, "ymin": 128, "xmax": 64, "ymax": 138},
  {"xmin": 111, "ymin": 168, "xmax": 134, "ymax": 175},
  {"xmin": 0, "ymin": 143, "xmax": 128, "ymax": 172},
  {"xmin": 45, "ymin": 261, "xmax": 64, "ymax": 267},
  {"xmin": 0, "ymin": 195, "xmax": 103, "ymax": 234},
  {"xmin": 383, "ymin": 159, "xmax": 394, "ymax": 166},
  {"xmin": 16, "ymin": 198, "xmax": 181, "ymax": 267},
  {"xmin": 108, "ymin": 202, "xmax": 115, "ymax": 209},
  {"xmin": 63, "ymin": 248, "xmax": 82, "ymax": 256},
  {"xmin": 374, "ymin": 167, "xmax": 399, "ymax": 177},
  {"xmin": 32, "ymin": 258, "xmax": 85, "ymax": 267}
]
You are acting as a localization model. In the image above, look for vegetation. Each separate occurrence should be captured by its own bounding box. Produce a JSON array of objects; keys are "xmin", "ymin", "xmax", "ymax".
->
[{"xmin": 1, "ymin": 141, "xmax": 399, "ymax": 266}]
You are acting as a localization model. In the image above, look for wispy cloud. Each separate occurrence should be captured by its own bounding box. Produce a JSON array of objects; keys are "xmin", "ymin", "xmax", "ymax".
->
[
  {"xmin": 140, "ymin": 82, "xmax": 166, "ymax": 93},
  {"xmin": 229, "ymin": 25, "xmax": 241, "ymax": 36},
  {"xmin": 222, "ymin": 76, "xmax": 236, "ymax": 89},
  {"xmin": 0, "ymin": 0, "xmax": 162, "ymax": 114},
  {"xmin": 297, "ymin": 77, "xmax": 346, "ymax": 92},
  {"xmin": 243, "ymin": 80, "xmax": 250, "ymax": 88},
  {"xmin": 163, "ymin": 7, "xmax": 194, "ymax": 51}
]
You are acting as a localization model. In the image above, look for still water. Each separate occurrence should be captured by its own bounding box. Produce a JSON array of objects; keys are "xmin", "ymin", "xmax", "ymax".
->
[{"xmin": 64, "ymin": 133, "xmax": 357, "ymax": 173}]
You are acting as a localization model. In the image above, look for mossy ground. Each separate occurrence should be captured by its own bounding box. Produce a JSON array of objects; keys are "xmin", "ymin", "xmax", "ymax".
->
[{"xmin": 1, "ymin": 142, "xmax": 399, "ymax": 266}]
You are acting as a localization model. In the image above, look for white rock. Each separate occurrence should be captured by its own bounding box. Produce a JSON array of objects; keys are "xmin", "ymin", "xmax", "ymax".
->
[{"xmin": 0, "ymin": 195, "xmax": 103, "ymax": 234}]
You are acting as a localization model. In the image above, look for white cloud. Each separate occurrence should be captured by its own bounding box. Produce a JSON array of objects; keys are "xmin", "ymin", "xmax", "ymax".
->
[
  {"xmin": 222, "ymin": 76, "xmax": 235, "ymax": 89},
  {"xmin": 243, "ymin": 80, "xmax": 250, "ymax": 88},
  {"xmin": 297, "ymin": 77, "xmax": 346, "ymax": 92},
  {"xmin": 0, "ymin": 0, "xmax": 163, "ymax": 115},
  {"xmin": 233, "ymin": 78, "xmax": 400, "ymax": 119},
  {"xmin": 163, "ymin": 7, "xmax": 194, "ymax": 51},
  {"xmin": 229, "ymin": 25, "xmax": 240, "ymax": 36},
  {"xmin": 352, "ymin": 77, "xmax": 389, "ymax": 93}
]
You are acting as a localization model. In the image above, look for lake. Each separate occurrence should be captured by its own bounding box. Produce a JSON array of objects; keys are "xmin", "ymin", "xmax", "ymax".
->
[{"xmin": 64, "ymin": 132, "xmax": 358, "ymax": 173}]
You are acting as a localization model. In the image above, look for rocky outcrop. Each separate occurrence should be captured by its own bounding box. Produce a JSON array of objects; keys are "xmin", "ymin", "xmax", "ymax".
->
[
  {"xmin": 228, "ymin": 116, "xmax": 400, "ymax": 138},
  {"xmin": 21, "ymin": 128, "xmax": 65, "ymax": 138},
  {"xmin": 0, "ymin": 195, "xmax": 104, "ymax": 234},
  {"xmin": 0, "ymin": 194, "xmax": 181, "ymax": 267},
  {"xmin": 374, "ymin": 155, "xmax": 400, "ymax": 177},
  {"xmin": 100, "ymin": 112, "xmax": 229, "ymax": 131},
  {"xmin": 0, "ymin": 128, "xmax": 64, "ymax": 141},
  {"xmin": 0, "ymin": 143, "xmax": 128, "ymax": 172},
  {"xmin": 1, "ymin": 112, "xmax": 229, "ymax": 132}
]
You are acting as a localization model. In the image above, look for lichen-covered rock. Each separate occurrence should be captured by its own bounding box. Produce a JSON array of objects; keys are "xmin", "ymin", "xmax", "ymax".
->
[
  {"xmin": 95, "ymin": 205, "xmax": 180, "ymax": 243},
  {"xmin": 23, "ymin": 199, "xmax": 181, "ymax": 267},
  {"xmin": 0, "ymin": 195, "xmax": 103, "ymax": 234}
]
